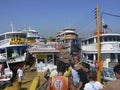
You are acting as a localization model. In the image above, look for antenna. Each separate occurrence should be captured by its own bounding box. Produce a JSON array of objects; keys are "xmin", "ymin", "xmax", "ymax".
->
[
  {"xmin": 102, "ymin": 18, "xmax": 106, "ymax": 33},
  {"xmin": 28, "ymin": 25, "xmax": 31, "ymax": 30},
  {"xmin": 23, "ymin": 24, "xmax": 26, "ymax": 30},
  {"xmin": 102, "ymin": 18, "xmax": 105, "ymax": 25},
  {"xmin": 10, "ymin": 21, "xmax": 14, "ymax": 32}
]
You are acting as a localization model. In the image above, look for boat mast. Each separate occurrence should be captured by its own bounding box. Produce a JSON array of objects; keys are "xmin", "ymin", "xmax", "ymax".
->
[{"xmin": 95, "ymin": 5, "xmax": 102, "ymax": 82}]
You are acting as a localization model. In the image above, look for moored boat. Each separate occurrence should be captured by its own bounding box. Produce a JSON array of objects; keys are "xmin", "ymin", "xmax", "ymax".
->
[
  {"xmin": 0, "ymin": 31, "xmax": 27, "ymax": 76},
  {"xmin": 56, "ymin": 27, "xmax": 80, "ymax": 63},
  {"xmin": 81, "ymin": 32, "xmax": 120, "ymax": 68}
]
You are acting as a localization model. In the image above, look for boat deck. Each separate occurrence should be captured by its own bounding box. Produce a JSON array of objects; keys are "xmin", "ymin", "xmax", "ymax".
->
[{"xmin": 4, "ymin": 69, "xmax": 47, "ymax": 90}]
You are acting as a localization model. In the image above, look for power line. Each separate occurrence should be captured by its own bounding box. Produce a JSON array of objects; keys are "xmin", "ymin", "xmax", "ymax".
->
[
  {"xmin": 79, "ymin": 9, "xmax": 96, "ymax": 31},
  {"xmin": 101, "ymin": 12, "xmax": 120, "ymax": 31},
  {"xmin": 101, "ymin": 12, "xmax": 120, "ymax": 18}
]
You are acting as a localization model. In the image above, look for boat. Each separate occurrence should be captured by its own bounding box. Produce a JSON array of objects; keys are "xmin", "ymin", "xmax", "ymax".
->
[
  {"xmin": 0, "ymin": 31, "xmax": 28, "ymax": 75},
  {"xmin": 81, "ymin": 5, "xmax": 119, "ymax": 81},
  {"xmin": 20, "ymin": 28, "xmax": 45, "ymax": 45},
  {"xmin": 0, "ymin": 55, "xmax": 13, "ymax": 81},
  {"xmin": 81, "ymin": 31, "xmax": 120, "ymax": 67},
  {"xmin": 56, "ymin": 27, "xmax": 80, "ymax": 63}
]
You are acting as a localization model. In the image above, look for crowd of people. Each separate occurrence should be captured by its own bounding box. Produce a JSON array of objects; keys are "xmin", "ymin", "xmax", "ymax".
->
[{"xmin": 44, "ymin": 60, "xmax": 120, "ymax": 90}]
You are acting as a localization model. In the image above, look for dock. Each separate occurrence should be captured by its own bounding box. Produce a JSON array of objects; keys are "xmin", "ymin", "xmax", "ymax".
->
[{"xmin": 4, "ymin": 69, "xmax": 47, "ymax": 90}]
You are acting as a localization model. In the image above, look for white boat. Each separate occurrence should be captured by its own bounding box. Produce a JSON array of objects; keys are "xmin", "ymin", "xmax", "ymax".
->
[
  {"xmin": 0, "ymin": 31, "xmax": 27, "ymax": 72},
  {"xmin": 81, "ymin": 28, "xmax": 120, "ymax": 68},
  {"xmin": 20, "ymin": 29, "xmax": 45, "ymax": 45}
]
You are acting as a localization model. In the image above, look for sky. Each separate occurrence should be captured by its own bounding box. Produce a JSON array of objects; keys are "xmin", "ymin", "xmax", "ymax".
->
[{"xmin": 0, "ymin": 0, "xmax": 120, "ymax": 38}]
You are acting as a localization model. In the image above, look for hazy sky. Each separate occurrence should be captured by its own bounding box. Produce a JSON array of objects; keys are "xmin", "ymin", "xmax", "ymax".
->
[{"xmin": 0, "ymin": 0, "xmax": 120, "ymax": 38}]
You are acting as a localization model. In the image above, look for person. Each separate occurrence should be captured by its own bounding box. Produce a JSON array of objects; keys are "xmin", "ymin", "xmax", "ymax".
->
[
  {"xmin": 0, "ymin": 63, "xmax": 4, "ymax": 75},
  {"xmin": 104, "ymin": 64, "xmax": 120, "ymax": 90},
  {"xmin": 77, "ymin": 62, "xmax": 90, "ymax": 90},
  {"xmin": 73, "ymin": 56, "xmax": 79, "ymax": 64},
  {"xmin": 46, "ymin": 61, "xmax": 75, "ymax": 90},
  {"xmin": 49, "ymin": 67, "xmax": 58, "ymax": 78},
  {"xmin": 44, "ymin": 68, "xmax": 50, "ymax": 80},
  {"xmin": 17, "ymin": 67, "xmax": 24, "ymax": 82},
  {"xmin": 71, "ymin": 63, "xmax": 80, "ymax": 88},
  {"xmin": 84, "ymin": 71, "xmax": 103, "ymax": 90},
  {"xmin": 64, "ymin": 63, "xmax": 71, "ymax": 77}
]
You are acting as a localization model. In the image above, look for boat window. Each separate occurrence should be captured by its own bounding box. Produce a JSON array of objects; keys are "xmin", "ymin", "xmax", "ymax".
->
[
  {"xmin": 109, "ymin": 36, "xmax": 112, "ymax": 41},
  {"xmin": 0, "ymin": 35, "xmax": 5, "ymax": 40},
  {"xmin": 7, "ymin": 47, "xmax": 14, "ymax": 58},
  {"xmin": 110, "ymin": 53, "xmax": 115, "ymax": 60},
  {"xmin": 88, "ymin": 38, "xmax": 94, "ymax": 44},
  {"xmin": 85, "ymin": 40, "xmax": 87, "ymax": 45},
  {"xmin": 112, "ymin": 37, "xmax": 116, "ymax": 41},
  {"xmin": 100, "ymin": 37, "xmax": 103, "ymax": 42},
  {"xmin": 108, "ymin": 36, "xmax": 116, "ymax": 41},
  {"xmin": 0, "ymin": 49, "xmax": 5, "ymax": 53},
  {"xmin": 82, "ymin": 41, "xmax": 85, "ymax": 45},
  {"xmin": 104, "ymin": 36, "xmax": 108, "ymax": 41},
  {"xmin": 117, "ymin": 36, "xmax": 120, "ymax": 41},
  {"xmin": 21, "ymin": 34, "xmax": 26, "ymax": 38},
  {"xmin": 88, "ymin": 54, "xmax": 93, "ymax": 60},
  {"xmin": 118, "ymin": 54, "xmax": 120, "ymax": 63},
  {"xmin": 66, "ymin": 33, "xmax": 75, "ymax": 35},
  {"xmin": 6, "ymin": 34, "xmax": 11, "ymax": 38},
  {"xmin": 7, "ymin": 33, "xmax": 26, "ymax": 38},
  {"xmin": 101, "ymin": 36, "xmax": 120, "ymax": 42}
]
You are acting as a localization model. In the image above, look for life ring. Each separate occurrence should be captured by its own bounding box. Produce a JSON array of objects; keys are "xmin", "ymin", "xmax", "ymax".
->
[{"xmin": 94, "ymin": 60, "xmax": 99, "ymax": 70}]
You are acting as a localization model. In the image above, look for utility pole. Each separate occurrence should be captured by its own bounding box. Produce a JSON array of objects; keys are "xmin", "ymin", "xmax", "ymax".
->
[{"xmin": 95, "ymin": 5, "xmax": 102, "ymax": 82}]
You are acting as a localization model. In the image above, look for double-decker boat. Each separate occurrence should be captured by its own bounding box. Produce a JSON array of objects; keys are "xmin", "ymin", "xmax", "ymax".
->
[
  {"xmin": 20, "ymin": 29, "xmax": 45, "ymax": 45},
  {"xmin": 0, "ymin": 31, "xmax": 27, "ymax": 73},
  {"xmin": 81, "ymin": 27, "xmax": 119, "ymax": 81},
  {"xmin": 56, "ymin": 27, "xmax": 80, "ymax": 63},
  {"xmin": 81, "ymin": 5, "xmax": 119, "ymax": 81},
  {"xmin": 81, "ymin": 31, "xmax": 120, "ymax": 68}
]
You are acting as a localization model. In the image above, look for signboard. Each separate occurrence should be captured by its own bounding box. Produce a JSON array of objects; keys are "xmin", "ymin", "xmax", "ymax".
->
[
  {"xmin": 28, "ymin": 42, "xmax": 60, "ymax": 53},
  {"xmin": 37, "ymin": 54, "xmax": 46, "ymax": 59}
]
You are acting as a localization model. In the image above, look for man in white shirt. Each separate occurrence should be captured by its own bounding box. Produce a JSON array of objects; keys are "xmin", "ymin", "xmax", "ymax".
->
[{"xmin": 17, "ymin": 67, "xmax": 24, "ymax": 82}]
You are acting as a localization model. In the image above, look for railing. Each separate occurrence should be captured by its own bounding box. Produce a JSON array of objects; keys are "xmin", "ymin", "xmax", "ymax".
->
[{"xmin": 29, "ymin": 76, "xmax": 40, "ymax": 90}]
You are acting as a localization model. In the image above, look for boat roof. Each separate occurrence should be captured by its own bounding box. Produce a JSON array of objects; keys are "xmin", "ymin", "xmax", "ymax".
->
[
  {"xmin": 0, "ymin": 31, "xmax": 26, "ymax": 36},
  {"xmin": 61, "ymin": 30, "xmax": 77, "ymax": 35},
  {"xmin": 20, "ymin": 29, "xmax": 38, "ymax": 33},
  {"xmin": 82, "ymin": 33, "xmax": 120, "ymax": 41}
]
